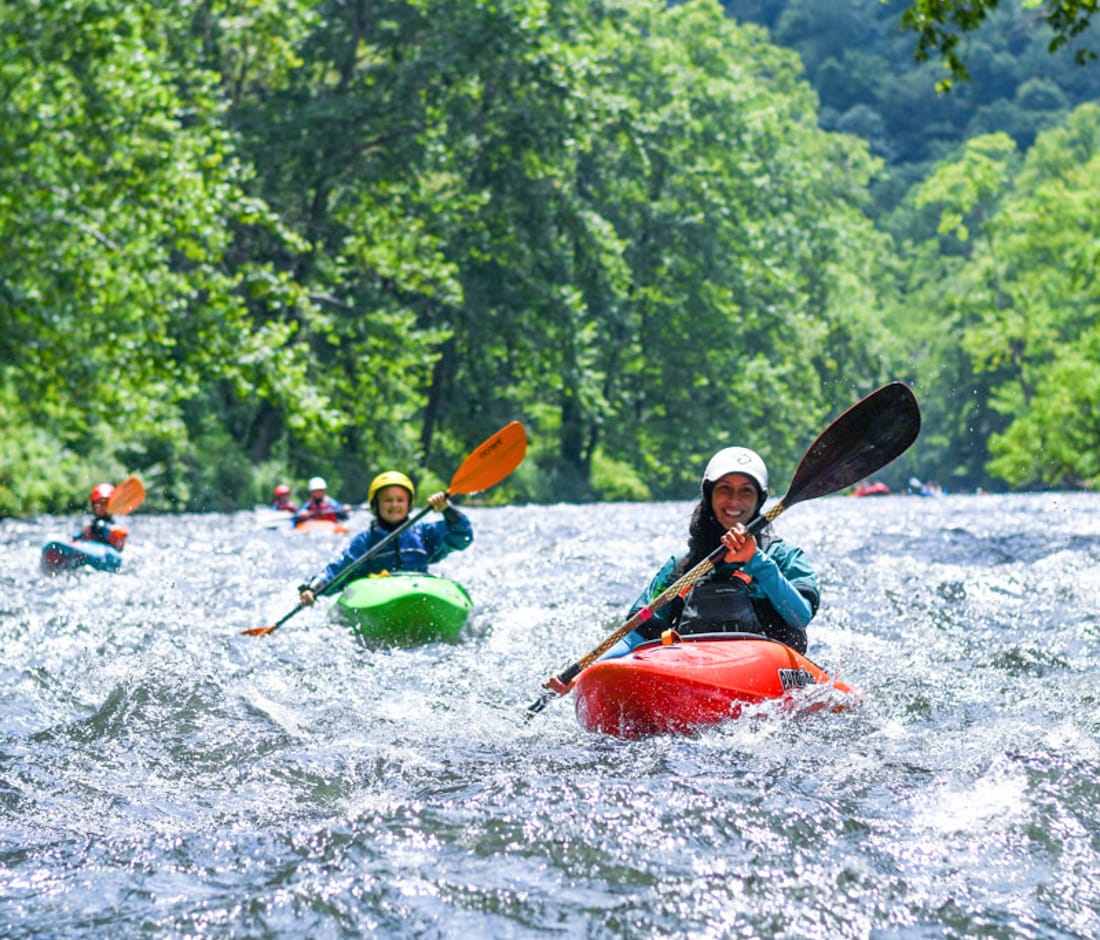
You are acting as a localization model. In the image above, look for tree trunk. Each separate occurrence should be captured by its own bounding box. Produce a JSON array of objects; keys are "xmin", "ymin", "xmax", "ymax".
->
[
  {"xmin": 248, "ymin": 403, "xmax": 282, "ymax": 462},
  {"xmin": 421, "ymin": 335, "xmax": 457, "ymax": 462}
]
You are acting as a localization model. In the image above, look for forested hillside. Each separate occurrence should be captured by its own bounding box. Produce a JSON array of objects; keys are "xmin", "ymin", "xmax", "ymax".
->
[
  {"xmin": 720, "ymin": 1, "xmax": 1100, "ymax": 492},
  {"xmin": 2, "ymin": 0, "xmax": 1098, "ymax": 515},
  {"xmin": 724, "ymin": 0, "xmax": 1100, "ymax": 216}
]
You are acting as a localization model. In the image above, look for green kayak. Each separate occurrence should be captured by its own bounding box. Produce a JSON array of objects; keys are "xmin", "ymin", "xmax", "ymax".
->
[{"xmin": 335, "ymin": 573, "xmax": 473, "ymax": 644}]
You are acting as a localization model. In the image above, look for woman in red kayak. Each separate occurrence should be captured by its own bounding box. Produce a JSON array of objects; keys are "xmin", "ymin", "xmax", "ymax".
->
[
  {"xmin": 296, "ymin": 470, "xmax": 473, "ymax": 606},
  {"xmin": 602, "ymin": 447, "xmax": 818, "ymax": 658},
  {"xmin": 293, "ymin": 476, "xmax": 350, "ymax": 526},
  {"xmin": 76, "ymin": 483, "xmax": 129, "ymax": 551}
]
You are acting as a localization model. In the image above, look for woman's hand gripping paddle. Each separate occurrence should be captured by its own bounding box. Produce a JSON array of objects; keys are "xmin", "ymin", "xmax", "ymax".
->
[
  {"xmin": 108, "ymin": 476, "xmax": 146, "ymax": 515},
  {"xmin": 525, "ymin": 382, "xmax": 921, "ymax": 717},
  {"xmin": 242, "ymin": 421, "xmax": 528, "ymax": 637}
]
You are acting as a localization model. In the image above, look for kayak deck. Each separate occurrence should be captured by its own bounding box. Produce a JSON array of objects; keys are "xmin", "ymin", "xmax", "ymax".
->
[
  {"xmin": 573, "ymin": 633, "xmax": 855, "ymax": 738},
  {"xmin": 41, "ymin": 540, "xmax": 123, "ymax": 574},
  {"xmin": 336, "ymin": 573, "xmax": 472, "ymax": 644},
  {"xmin": 294, "ymin": 519, "xmax": 350, "ymax": 534}
]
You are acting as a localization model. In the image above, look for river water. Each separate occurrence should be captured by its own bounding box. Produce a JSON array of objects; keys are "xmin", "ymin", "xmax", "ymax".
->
[{"xmin": 2, "ymin": 493, "xmax": 1099, "ymax": 938}]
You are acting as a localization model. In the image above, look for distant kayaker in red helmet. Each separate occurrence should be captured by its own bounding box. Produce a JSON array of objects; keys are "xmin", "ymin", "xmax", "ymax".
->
[
  {"xmin": 76, "ymin": 483, "xmax": 129, "ymax": 551},
  {"xmin": 271, "ymin": 483, "xmax": 297, "ymax": 513},
  {"xmin": 293, "ymin": 476, "xmax": 349, "ymax": 526},
  {"xmin": 297, "ymin": 470, "xmax": 472, "ymax": 606},
  {"xmin": 591, "ymin": 446, "xmax": 817, "ymax": 664}
]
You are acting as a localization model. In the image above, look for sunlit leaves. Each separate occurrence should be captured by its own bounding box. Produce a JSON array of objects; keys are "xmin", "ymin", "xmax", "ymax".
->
[
  {"xmin": 0, "ymin": 0, "xmax": 320, "ymax": 508},
  {"xmin": 934, "ymin": 104, "xmax": 1100, "ymax": 488},
  {"xmin": 897, "ymin": 0, "xmax": 1099, "ymax": 90},
  {"xmin": 913, "ymin": 132, "xmax": 1018, "ymax": 241},
  {"xmin": 1, "ymin": 0, "xmax": 934, "ymax": 509}
]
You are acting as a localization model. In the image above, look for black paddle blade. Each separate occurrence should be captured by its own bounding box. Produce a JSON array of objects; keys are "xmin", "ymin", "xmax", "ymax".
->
[{"xmin": 784, "ymin": 382, "xmax": 920, "ymax": 507}]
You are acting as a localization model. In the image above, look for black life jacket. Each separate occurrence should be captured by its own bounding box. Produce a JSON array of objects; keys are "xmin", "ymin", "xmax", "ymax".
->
[{"xmin": 674, "ymin": 573, "xmax": 763, "ymax": 635}]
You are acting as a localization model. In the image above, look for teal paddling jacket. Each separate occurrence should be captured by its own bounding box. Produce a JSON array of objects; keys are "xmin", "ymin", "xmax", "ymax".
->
[
  {"xmin": 602, "ymin": 535, "xmax": 818, "ymax": 658},
  {"xmin": 309, "ymin": 506, "xmax": 473, "ymax": 592}
]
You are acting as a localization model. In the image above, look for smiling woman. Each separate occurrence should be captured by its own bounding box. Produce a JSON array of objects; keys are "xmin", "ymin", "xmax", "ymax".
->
[
  {"xmin": 704, "ymin": 446, "xmax": 769, "ymax": 529},
  {"xmin": 530, "ymin": 381, "xmax": 923, "ymax": 714},
  {"xmin": 601, "ymin": 442, "xmax": 820, "ymax": 658}
]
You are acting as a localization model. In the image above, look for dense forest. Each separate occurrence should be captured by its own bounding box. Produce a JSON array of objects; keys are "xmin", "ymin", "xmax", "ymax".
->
[
  {"xmin": 723, "ymin": 0, "xmax": 1100, "ymax": 214},
  {"xmin": 2, "ymin": 0, "xmax": 1099, "ymax": 516}
]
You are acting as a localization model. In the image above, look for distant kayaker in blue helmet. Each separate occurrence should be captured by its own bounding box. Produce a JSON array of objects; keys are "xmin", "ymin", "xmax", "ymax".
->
[
  {"xmin": 76, "ymin": 482, "xmax": 129, "ymax": 551},
  {"xmin": 596, "ymin": 446, "xmax": 818, "ymax": 662},
  {"xmin": 297, "ymin": 470, "xmax": 473, "ymax": 606},
  {"xmin": 293, "ymin": 476, "xmax": 350, "ymax": 526}
]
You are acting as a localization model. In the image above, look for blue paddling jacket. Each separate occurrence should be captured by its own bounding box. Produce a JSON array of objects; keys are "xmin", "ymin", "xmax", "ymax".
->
[{"xmin": 307, "ymin": 506, "xmax": 473, "ymax": 594}]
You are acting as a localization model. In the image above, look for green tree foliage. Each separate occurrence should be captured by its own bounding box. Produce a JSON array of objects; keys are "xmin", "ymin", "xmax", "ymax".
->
[
  {"xmin": 561, "ymin": 3, "xmax": 901, "ymax": 494},
  {"xmin": 223, "ymin": 0, "xmax": 904, "ymax": 500},
  {"xmin": 895, "ymin": 0, "xmax": 1098, "ymax": 89},
  {"xmin": 725, "ymin": 0, "xmax": 1099, "ymax": 223},
  {"xmin": 965, "ymin": 105, "xmax": 1100, "ymax": 487},
  {"xmin": 0, "ymin": 0, "xmax": 910, "ymax": 513},
  {"xmin": 0, "ymin": 0, "xmax": 321, "ymax": 511},
  {"xmin": 886, "ymin": 134, "xmax": 1020, "ymax": 491},
  {"xmin": 225, "ymin": 0, "xmax": 595, "ymax": 494},
  {"xmin": 892, "ymin": 107, "xmax": 1100, "ymax": 490},
  {"xmin": 12, "ymin": 0, "xmax": 1100, "ymax": 519}
]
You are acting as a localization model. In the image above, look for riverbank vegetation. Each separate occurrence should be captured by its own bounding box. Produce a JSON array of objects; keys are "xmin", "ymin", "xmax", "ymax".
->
[{"xmin": 3, "ymin": 0, "xmax": 1098, "ymax": 515}]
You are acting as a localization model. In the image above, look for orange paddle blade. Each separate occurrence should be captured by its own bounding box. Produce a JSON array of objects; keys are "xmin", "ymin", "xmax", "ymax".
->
[
  {"xmin": 447, "ymin": 421, "xmax": 527, "ymax": 496},
  {"xmin": 241, "ymin": 625, "xmax": 278, "ymax": 637},
  {"xmin": 108, "ymin": 476, "xmax": 146, "ymax": 515}
]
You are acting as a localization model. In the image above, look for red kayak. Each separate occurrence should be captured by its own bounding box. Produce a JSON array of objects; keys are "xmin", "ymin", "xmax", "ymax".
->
[
  {"xmin": 852, "ymin": 480, "xmax": 891, "ymax": 497},
  {"xmin": 293, "ymin": 518, "xmax": 350, "ymax": 535},
  {"xmin": 573, "ymin": 633, "xmax": 856, "ymax": 738}
]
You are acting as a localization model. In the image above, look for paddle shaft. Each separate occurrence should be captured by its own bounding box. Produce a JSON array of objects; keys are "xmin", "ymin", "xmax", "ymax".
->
[
  {"xmin": 312, "ymin": 502, "xmax": 435, "ymax": 598},
  {"xmin": 244, "ymin": 498, "xmax": 453, "ymax": 636},
  {"xmin": 572, "ymin": 506, "xmax": 781, "ymax": 674},
  {"xmin": 526, "ymin": 382, "xmax": 921, "ymax": 715},
  {"xmin": 244, "ymin": 504, "xmax": 435, "ymax": 636}
]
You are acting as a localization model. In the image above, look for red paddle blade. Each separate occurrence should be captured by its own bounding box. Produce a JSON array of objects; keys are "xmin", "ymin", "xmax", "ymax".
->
[
  {"xmin": 447, "ymin": 421, "xmax": 528, "ymax": 496},
  {"xmin": 241, "ymin": 625, "xmax": 277, "ymax": 637},
  {"xmin": 108, "ymin": 476, "xmax": 146, "ymax": 515}
]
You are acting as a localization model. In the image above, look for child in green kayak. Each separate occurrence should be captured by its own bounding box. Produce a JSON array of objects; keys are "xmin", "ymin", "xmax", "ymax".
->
[{"xmin": 297, "ymin": 470, "xmax": 473, "ymax": 605}]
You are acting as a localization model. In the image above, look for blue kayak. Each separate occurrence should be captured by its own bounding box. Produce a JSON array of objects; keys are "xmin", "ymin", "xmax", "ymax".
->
[{"xmin": 41, "ymin": 540, "xmax": 123, "ymax": 574}]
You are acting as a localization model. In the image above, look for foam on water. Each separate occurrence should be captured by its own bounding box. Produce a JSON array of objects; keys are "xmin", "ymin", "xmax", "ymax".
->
[{"xmin": 3, "ymin": 494, "xmax": 1100, "ymax": 937}]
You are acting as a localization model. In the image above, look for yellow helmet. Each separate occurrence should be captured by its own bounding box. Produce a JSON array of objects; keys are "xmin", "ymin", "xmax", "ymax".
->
[{"xmin": 368, "ymin": 471, "xmax": 415, "ymax": 504}]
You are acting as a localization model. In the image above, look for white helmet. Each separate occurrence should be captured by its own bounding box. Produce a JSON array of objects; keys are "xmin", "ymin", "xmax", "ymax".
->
[
  {"xmin": 701, "ymin": 447, "xmax": 768, "ymax": 508},
  {"xmin": 307, "ymin": 476, "xmax": 327, "ymax": 492}
]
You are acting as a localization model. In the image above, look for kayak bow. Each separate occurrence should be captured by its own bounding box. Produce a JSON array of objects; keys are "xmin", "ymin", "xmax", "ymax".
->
[
  {"xmin": 335, "ymin": 573, "xmax": 473, "ymax": 644},
  {"xmin": 572, "ymin": 633, "xmax": 855, "ymax": 738},
  {"xmin": 41, "ymin": 540, "xmax": 123, "ymax": 574}
]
